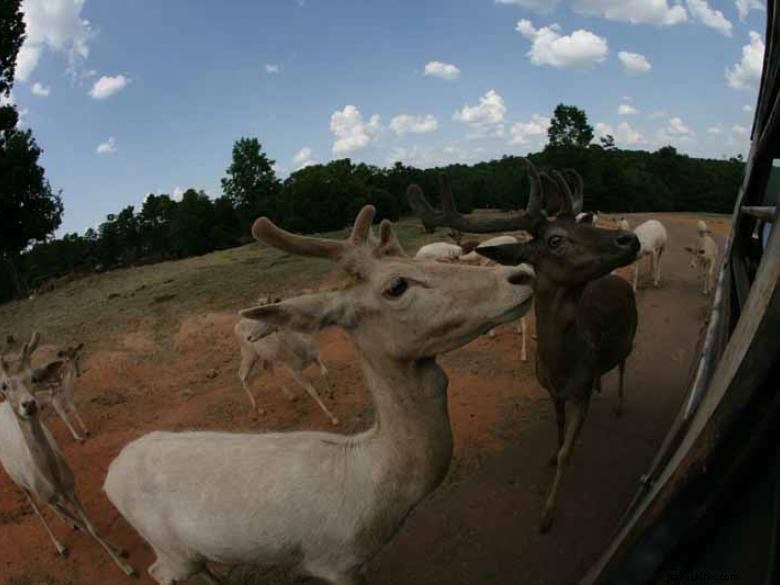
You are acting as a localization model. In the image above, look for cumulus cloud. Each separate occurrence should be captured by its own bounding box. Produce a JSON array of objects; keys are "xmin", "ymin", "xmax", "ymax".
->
[
  {"xmin": 292, "ymin": 146, "xmax": 317, "ymax": 169},
  {"xmin": 264, "ymin": 64, "xmax": 280, "ymax": 74},
  {"xmin": 743, "ymin": 104, "xmax": 754, "ymax": 113},
  {"xmin": 18, "ymin": 0, "xmax": 94, "ymax": 81},
  {"xmin": 387, "ymin": 143, "xmax": 488, "ymax": 168},
  {"xmin": 494, "ymin": 0, "xmax": 562, "ymax": 12},
  {"xmin": 453, "ymin": 89, "xmax": 507, "ymax": 134},
  {"xmin": 618, "ymin": 103, "xmax": 638, "ymax": 115},
  {"xmin": 656, "ymin": 115, "xmax": 695, "ymax": 144},
  {"xmin": 96, "ymin": 137, "xmax": 117, "ymax": 155},
  {"xmin": 423, "ymin": 61, "xmax": 461, "ymax": 80},
  {"xmin": 618, "ymin": 51, "xmax": 652, "ymax": 75},
  {"xmin": 31, "ymin": 82, "xmax": 51, "ymax": 97},
  {"xmin": 508, "ymin": 114, "xmax": 550, "ymax": 145},
  {"xmin": 731, "ymin": 125, "xmax": 748, "ymax": 137},
  {"xmin": 686, "ymin": 0, "xmax": 732, "ymax": 36},
  {"xmin": 573, "ymin": 0, "xmax": 687, "ymax": 26},
  {"xmin": 516, "ymin": 20, "xmax": 608, "ymax": 69},
  {"xmin": 595, "ymin": 121, "xmax": 645, "ymax": 145},
  {"xmin": 172, "ymin": 186, "xmax": 185, "ymax": 201},
  {"xmin": 330, "ymin": 105, "xmax": 382, "ymax": 155},
  {"xmin": 389, "ymin": 114, "xmax": 438, "ymax": 135},
  {"xmin": 726, "ymin": 31, "xmax": 764, "ymax": 91},
  {"xmin": 735, "ymin": 0, "xmax": 764, "ymax": 21},
  {"xmin": 89, "ymin": 74, "xmax": 130, "ymax": 99},
  {"xmin": 707, "ymin": 125, "xmax": 724, "ymax": 135}
]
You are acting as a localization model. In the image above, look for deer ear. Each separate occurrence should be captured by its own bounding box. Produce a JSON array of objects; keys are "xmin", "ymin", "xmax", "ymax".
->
[
  {"xmin": 240, "ymin": 292, "xmax": 356, "ymax": 333},
  {"xmin": 31, "ymin": 361, "xmax": 65, "ymax": 385},
  {"xmin": 476, "ymin": 243, "xmax": 532, "ymax": 266}
]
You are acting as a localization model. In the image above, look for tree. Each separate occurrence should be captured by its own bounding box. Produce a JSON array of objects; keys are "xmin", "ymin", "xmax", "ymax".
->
[
  {"xmin": 0, "ymin": 0, "xmax": 63, "ymax": 300},
  {"xmin": 547, "ymin": 104, "xmax": 594, "ymax": 148},
  {"xmin": 221, "ymin": 138, "xmax": 279, "ymax": 230}
]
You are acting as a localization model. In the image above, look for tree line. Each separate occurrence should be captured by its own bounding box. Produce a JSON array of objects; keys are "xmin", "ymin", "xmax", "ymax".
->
[{"xmin": 0, "ymin": 3, "xmax": 744, "ymax": 302}]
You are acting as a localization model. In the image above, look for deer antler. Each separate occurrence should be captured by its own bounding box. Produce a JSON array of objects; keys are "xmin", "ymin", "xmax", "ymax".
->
[
  {"xmin": 252, "ymin": 206, "xmax": 376, "ymax": 261},
  {"xmin": 405, "ymin": 159, "xmax": 543, "ymax": 234},
  {"xmin": 562, "ymin": 169, "xmax": 584, "ymax": 215}
]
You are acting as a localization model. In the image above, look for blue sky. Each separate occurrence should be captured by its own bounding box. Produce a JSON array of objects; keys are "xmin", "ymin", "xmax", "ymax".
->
[{"xmin": 7, "ymin": 0, "xmax": 767, "ymax": 234}]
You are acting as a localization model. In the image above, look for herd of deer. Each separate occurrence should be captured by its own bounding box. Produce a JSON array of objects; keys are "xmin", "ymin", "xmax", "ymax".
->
[{"xmin": 0, "ymin": 159, "xmax": 720, "ymax": 584}]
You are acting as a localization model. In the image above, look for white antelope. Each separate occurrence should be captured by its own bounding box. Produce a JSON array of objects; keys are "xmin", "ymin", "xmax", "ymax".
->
[
  {"xmin": 685, "ymin": 220, "xmax": 719, "ymax": 295},
  {"xmin": 104, "ymin": 205, "xmax": 535, "ymax": 585},
  {"xmin": 0, "ymin": 334, "xmax": 136, "ymax": 576},
  {"xmin": 413, "ymin": 241, "xmax": 464, "ymax": 262},
  {"xmin": 631, "ymin": 219, "xmax": 668, "ymax": 291},
  {"xmin": 235, "ymin": 296, "xmax": 338, "ymax": 424}
]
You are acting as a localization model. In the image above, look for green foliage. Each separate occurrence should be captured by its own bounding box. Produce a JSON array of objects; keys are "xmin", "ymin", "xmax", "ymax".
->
[
  {"xmin": 221, "ymin": 138, "xmax": 280, "ymax": 230},
  {"xmin": 547, "ymin": 103, "xmax": 594, "ymax": 148},
  {"xmin": 0, "ymin": 0, "xmax": 24, "ymax": 96}
]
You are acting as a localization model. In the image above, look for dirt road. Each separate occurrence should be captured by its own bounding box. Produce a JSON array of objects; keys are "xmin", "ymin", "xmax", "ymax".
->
[{"xmin": 0, "ymin": 213, "xmax": 727, "ymax": 585}]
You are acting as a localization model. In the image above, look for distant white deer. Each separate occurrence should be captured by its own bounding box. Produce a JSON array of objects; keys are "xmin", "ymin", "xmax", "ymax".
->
[
  {"xmin": 685, "ymin": 220, "xmax": 719, "ymax": 295},
  {"xmin": 631, "ymin": 219, "xmax": 668, "ymax": 291},
  {"xmin": 0, "ymin": 334, "xmax": 136, "ymax": 576},
  {"xmin": 104, "ymin": 205, "xmax": 535, "ymax": 585},
  {"xmin": 235, "ymin": 295, "xmax": 339, "ymax": 424}
]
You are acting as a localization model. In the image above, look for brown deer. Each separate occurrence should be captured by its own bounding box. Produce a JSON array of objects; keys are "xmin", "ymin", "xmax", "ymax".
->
[{"xmin": 406, "ymin": 158, "xmax": 639, "ymax": 532}]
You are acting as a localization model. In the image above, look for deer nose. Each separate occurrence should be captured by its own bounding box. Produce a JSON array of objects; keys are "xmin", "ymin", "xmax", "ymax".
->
[
  {"xmin": 615, "ymin": 232, "xmax": 638, "ymax": 248},
  {"xmin": 21, "ymin": 400, "xmax": 37, "ymax": 415},
  {"xmin": 507, "ymin": 266, "xmax": 535, "ymax": 287}
]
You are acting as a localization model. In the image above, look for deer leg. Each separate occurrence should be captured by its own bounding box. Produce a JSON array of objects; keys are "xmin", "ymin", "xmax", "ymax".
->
[
  {"xmin": 519, "ymin": 317, "xmax": 527, "ymax": 363},
  {"xmin": 654, "ymin": 247, "xmax": 664, "ymax": 286},
  {"xmin": 67, "ymin": 399, "xmax": 90, "ymax": 437},
  {"xmin": 316, "ymin": 358, "xmax": 335, "ymax": 399},
  {"xmin": 52, "ymin": 502, "xmax": 128, "ymax": 558},
  {"xmin": 549, "ymin": 398, "xmax": 566, "ymax": 466},
  {"xmin": 284, "ymin": 365, "xmax": 339, "ymax": 425},
  {"xmin": 68, "ymin": 495, "xmax": 138, "ymax": 576},
  {"xmin": 25, "ymin": 490, "xmax": 68, "ymax": 557},
  {"xmin": 51, "ymin": 396, "xmax": 85, "ymax": 443},
  {"xmin": 540, "ymin": 396, "xmax": 590, "ymax": 533},
  {"xmin": 238, "ymin": 352, "xmax": 259, "ymax": 412},
  {"xmin": 199, "ymin": 566, "xmax": 224, "ymax": 584},
  {"xmin": 632, "ymin": 260, "xmax": 639, "ymax": 292},
  {"xmin": 593, "ymin": 377, "xmax": 602, "ymax": 394},
  {"xmin": 616, "ymin": 361, "xmax": 626, "ymax": 416}
]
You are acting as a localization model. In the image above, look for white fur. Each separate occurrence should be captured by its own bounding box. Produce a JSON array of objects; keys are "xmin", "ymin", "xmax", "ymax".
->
[
  {"xmin": 631, "ymin": 219, "xmax": 668, "ymax": 291},
  {"xmin": 687, "ymin": 229, "xmax": 718, "ymax": 295},
  {"xmin": 414, "ymin": 241, "xmax": 463, "ymax": 262}
]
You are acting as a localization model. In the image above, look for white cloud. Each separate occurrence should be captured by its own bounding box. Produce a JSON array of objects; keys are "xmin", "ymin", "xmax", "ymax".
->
[
  {"xmin": 516, "ymin": 20, "xmax": 608, "ymax": 69},
  {"xmin": 423, "ymin": 61, "xmax": 461, "ymax": 80},
  {"xmin": 595, "ymin": 121, "xmax": 645, "ymax": 145},
  {"xmin": 735, "ymin": 0, "xmax": 764, "ymax": 21},
  {"xmin": 494, "ymin": 0, "xmax": 562, "ymax": 12},
  {"xmin": 89, "ymin": 74, "xmax": 131, "ymax": 99},
  {"xmin": 731, "ymin": 124, "xmax": 748, "ymax": 137},
  {"xmin": 30, "ymin": 82, "xmax": 51, "ymax": 97},
  {"xmin": 330, "ymin": 105, "xmax": 382, "ymax": 155},
  {"xmin": 618, "ymin": 103, "xmax": 638, "ymax": 115},
  {"xmin": 573, "ymin": 0, "xmax": 688, "ymax": 26},
  {"xmin": 18, "ymin": 0, "xmax": 94, "ymax": 81},
  {"xmin": 686, "ymin": 0, "xmax": 732, "ymax": 36},
  {"xmin": 707, "ymin": 125, "xmax": 723, "ymax": 135},
  {"xmin": 96, "ymin": 137, "xmax": 117, "ymax": 155},
  {"xmin": 264, "ymin": 64, "xmax": 280, "ymax": 74},
  {"xmin": 172, "ymin": 186, "xmax": 185, "ymax": 201},
  {"xmin": 650, "ymin": 109, "xmax": 670, "ymax": 119},
  {"xmin": 508, "ymin": 114, "xmax": 550, "ymax": 145},
  {"xmin": 618, "ymin": 51, "xmax": 652, "ymax": 75},
  {"xmin": 387, "ymin": 143, "xmax": 489, "ymax": 168},
  {"xmin": 743, "ymin": 104, "xmax": 754, "ymax": 113},
  {"xmin": 656, "ymin": 115, "xmax": 695, "ymax": 144},
  {"xmin": 389, "ymin": 114, "xmax": 438, "ymax": 135},
  {"xmin": 726, "ymin": 31, "xmax": 764, "ymax": 91},
  {"xmin": 453, "ymin": 90, "xmax": 507, "ymax": 131},
  {"xmin": 292, "ymin": 146, "xmax": 317, "ymax": 169}
]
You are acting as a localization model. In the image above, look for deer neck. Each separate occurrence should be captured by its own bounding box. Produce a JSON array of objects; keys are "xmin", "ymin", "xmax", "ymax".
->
[
  {"xmin": 15, "ymin": 413, "xmax": 66, "ymax": 487},
  {"xmin": 359, "ymin": 352, "xmax": 454, "ymax": 497},
  {"xmin": 533, "ymin": 276, "xmax": 584, "ymax": 360}
]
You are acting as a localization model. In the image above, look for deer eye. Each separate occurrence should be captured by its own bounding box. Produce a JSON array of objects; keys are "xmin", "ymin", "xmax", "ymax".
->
[
  {"xmin": 548, "ymin": 235, "xmax": 564, "ymax": 249},
  {"xmin": 1, "ymin": 383, "xmax": 7, "ymax": 391},
  {"xmin": 383, "ymin": 277, "xmax": 409, "ymax": 299}
]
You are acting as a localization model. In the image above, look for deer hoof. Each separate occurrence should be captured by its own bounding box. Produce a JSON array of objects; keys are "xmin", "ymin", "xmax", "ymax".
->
[
  {"xmin": 77, "ymin": 437, "xmax": 86, "ymax": 444},
  {"xmin": 548, "ymin": 453, "xmax": 559, "ymax": 467},
  {"xmin": 331, "ymin": 417, "xmax": 340, "ymax": 426},
  {"xmin": 57, "ymin": 545, "xmax": 69, "ymax": 558}
]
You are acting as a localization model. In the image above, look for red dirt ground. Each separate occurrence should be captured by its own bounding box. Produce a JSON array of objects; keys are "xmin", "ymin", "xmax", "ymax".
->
[{"xmin": 0, "ymin": 213, "xmax": 727, "ymax": 585}]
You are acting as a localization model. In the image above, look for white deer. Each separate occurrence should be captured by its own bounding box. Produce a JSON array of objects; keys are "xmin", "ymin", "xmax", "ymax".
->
[
  {"xmin": 235, "ymin": 295, "xmax": 338, "ymax": 424},
  {"xmin": 685, "ymin": 220, "xmax": 719, "ymax": 295},
  {"xmin": 631, "ymin": 219, "xmax": 668, "ymax": 291},
  {"xmin": 104, "ymin": 205, "xmax": 535, "ymax": 585},
  {"xmin": 0, "ymin": 334, "xmax": 136, "ymax": 576}
]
